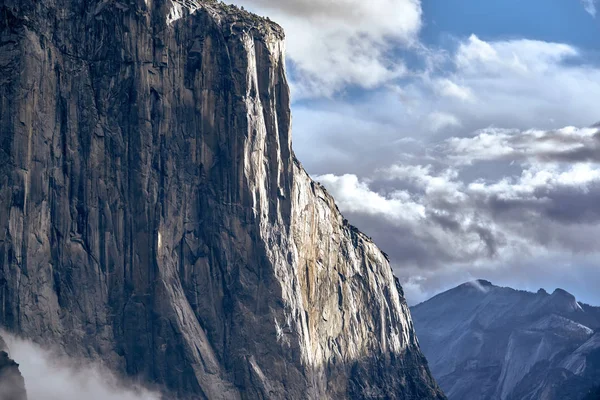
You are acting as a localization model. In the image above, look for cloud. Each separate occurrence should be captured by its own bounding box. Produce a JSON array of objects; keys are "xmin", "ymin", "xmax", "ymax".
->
[
  {"xmin": 314, "ymin": 124, "xmax": 600, "ymax": 305},
  {"xmin": 292, "ymin": 35, "xmax": 600, "ymax": 176},
  {"xmin": 444, "ymin": 126, "xmax": 600, "ymax": 165},
  {"xmin": 236, "ymin": 0, "xmax": 422, "ymax": 97},
  {"xmin": 434, "ymin": 79, "xmax": 474, "ymax": 102},
  {"xmin": 2, "ymin": 332, "xmax": 160, "ymax": 400},
  {"xmin": 429, "ymin": 112, "xmax": 462, "ymax": 132},
  {"xmin": 315, "ymin": 167, "xmax": 505, "ymax": 269},
  {"xmin": 581, "ymin": 0, "xmax": 597, "ymax": 16},
  {"xmin": 424, "ymin": 35, "xmax": 598, "ymax": 133},
  {"xmin": 455, "ymin": 35, "xmax": 578, "ymax": 72}
]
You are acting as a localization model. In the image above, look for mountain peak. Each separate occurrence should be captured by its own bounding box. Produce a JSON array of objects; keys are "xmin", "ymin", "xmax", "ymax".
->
[
  {"xmin": 412, "ymin": 282, "xmax": 600, "ymax": 400},
  {"xmin": 547, "ymin": 288, "xmax": 582, "ymax": 313},
  {"xmin": 456, "ymin": 279, "xmax": 495, "ymax": 292},
  {"xmin": 476, "ymin": 279, "xmax": 493, "ymax": 287},
  {"xmin": 552, "ymin": 287, "xmax": 574, "ymax": 297}
]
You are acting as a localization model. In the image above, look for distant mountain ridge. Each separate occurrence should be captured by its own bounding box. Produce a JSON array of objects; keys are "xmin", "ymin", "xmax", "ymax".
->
[{"xmin": 411, "ymin": 280, "xmax": 600, "ymax": 400}]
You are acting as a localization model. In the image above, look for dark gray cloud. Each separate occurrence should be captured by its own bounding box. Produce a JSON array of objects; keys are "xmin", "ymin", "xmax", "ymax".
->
[
  {"xmin": 315, "ymin": 133, "xmax": 600, "ymax": 304},
  {"xmin": 445, "ymin": 126, "xmax": 600, "ymax": 165},
  {"xmin": 481, "ymin": 182, "xmax": 600, "ymax": 225}
]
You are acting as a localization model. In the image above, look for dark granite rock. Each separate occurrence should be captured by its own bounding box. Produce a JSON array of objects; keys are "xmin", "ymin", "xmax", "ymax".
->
[
  {"xmin": 0, "ymin": 337, "xmax": 27, "ymax": 400},
  {"xmin": 583, "ymin": 386, "xmax": 600, "ymax": 400},
  {"xmin": 0, "ymin": 1, "xmax": 445, "ymax": 399}
]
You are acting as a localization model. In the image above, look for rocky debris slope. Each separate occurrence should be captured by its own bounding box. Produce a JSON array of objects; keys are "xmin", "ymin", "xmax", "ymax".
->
[
  {"xmin": 0, "ymin": 336, "xmax": 27, "ymax": 400},
  {"xmin": 411, "ymin": 280, "xmax": 600, "ymax": 400},
  {"xmin": 0, "ymin": 0, "xmax": 445, "ymax": 398}
]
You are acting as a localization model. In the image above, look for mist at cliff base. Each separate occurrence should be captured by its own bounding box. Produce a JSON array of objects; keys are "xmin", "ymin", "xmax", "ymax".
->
[{"xmin": 2, "ymin": 332, "xmax": 160, "ymax": 400}]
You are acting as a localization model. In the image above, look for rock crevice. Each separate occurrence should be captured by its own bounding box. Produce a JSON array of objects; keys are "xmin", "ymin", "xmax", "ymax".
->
[{"xmin": 0, "ymin": 1, "xmax": 444, "ymax": 398}]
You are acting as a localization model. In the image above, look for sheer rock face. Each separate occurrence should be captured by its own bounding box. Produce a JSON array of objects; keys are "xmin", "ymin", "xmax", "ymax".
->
[
  {"xmin": 0, "ymin": 337, "xmax": 27, "ymax": 400},
  {"xmin": 0, "ymin": 1, "xmax": 445, "ymax": 399}
]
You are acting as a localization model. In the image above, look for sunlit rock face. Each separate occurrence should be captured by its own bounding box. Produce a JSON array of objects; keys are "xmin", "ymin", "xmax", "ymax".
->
[
  {"xmin": 0, "ymin": 336, "xmax": 27, "ymax": 400},
  {"xmin": 412, "ymin": 280, "xmax": 600, "ymax": 400},
  {"xmin": 0, "ymin": 1, "xmax": 444, "ymax": 398}
]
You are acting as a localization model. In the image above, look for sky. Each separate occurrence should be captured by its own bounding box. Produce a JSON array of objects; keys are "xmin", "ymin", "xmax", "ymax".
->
[{"xmin": 235, "ymin": 0, "xmax": 600, "ymax": 305}]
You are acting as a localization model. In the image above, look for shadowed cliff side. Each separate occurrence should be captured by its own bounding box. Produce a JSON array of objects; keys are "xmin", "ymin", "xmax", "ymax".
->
[
  {"xmin": 0, "ymin": 0, "xmax": 445, "ymax": 398},
  {"xmin": 0, "ymin": 336, "xmax": 27, "ymax": 400},
  {"xmin": 583, "ymin": 386, "xmax": 600, "ymax": 400}
]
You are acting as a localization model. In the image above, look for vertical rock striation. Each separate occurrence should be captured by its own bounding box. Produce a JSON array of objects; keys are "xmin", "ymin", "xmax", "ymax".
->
[{"xmin": 0, "ymin": 0, "xmax": 445, "ymax": 398}]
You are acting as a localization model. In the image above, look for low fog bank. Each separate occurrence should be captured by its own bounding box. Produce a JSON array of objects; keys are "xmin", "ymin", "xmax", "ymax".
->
[{"xmin": 1, "ymin": 331, "xmax": 161, "ymax": 400}]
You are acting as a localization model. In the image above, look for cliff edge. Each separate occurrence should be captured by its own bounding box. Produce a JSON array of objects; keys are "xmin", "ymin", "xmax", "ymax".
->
[{"xmin": 0, "ymin": 1, "xmax": 444, "ymax": 398}]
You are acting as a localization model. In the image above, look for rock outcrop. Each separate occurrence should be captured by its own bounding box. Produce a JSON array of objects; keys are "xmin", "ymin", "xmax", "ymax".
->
[
  {"xmin": 0, "ymin": 336, "xmax": 27, "ymax": 400},
  {"xmin": 0, "ymin": 0, "xmax": 444, "ymax": 398},
  {"xmin": 411, "ymin": 280, "xmax": 600, "ymax": 400}
]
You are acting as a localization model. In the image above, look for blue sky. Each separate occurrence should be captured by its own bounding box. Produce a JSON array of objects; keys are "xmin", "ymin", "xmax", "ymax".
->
[
  {"xmin": 238, "ymin": 0, "xmax": 600, "ymax": 305},
  {"xmin": 421, "ymin": 0, "xmax": 600, "ymax": 50}
]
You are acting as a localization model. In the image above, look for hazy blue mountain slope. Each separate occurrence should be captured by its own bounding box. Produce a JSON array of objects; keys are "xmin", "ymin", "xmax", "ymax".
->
[{"xmin": 412, "ymin": 280, "xmax": 600, "ymax": 400}]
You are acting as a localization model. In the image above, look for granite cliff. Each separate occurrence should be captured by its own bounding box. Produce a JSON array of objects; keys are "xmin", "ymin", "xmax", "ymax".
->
[
  {"xmin": 412, "ymin": 280, "xmax": 600, "ymax": 400},
  {"xmin": 0, "ymin": 0, "xmax": 444, "ymax": 398}
]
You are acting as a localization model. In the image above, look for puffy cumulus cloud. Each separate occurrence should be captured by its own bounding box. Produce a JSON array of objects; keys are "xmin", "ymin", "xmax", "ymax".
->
[
  {"xmin": 235, "ymin": 0, "xmax": 422, "ymax": 97},
  {"xmin": 422, "ymin": 35, "xmax": 599, "ymax": 133},
  {"xmin": 314, "ymin": 125, "xmax": 600, "ymax": 305},
  {"xmin": 2, "ymin": 332, "xmax": 160, "ymax": 400},
  {"xmin": 315, "ymin": 173, "xmax": 426, "ymax": 219},
  {"xmin": 316, "ymin": 167, "xmax": 507, "ymax": 269}
]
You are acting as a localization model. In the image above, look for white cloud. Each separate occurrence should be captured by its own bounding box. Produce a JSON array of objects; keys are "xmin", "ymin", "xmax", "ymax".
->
[
  {"xmin": 315, "ymin": 173, "xmax": 426, "ymax": 219},
  {"xmin": 435, "ymin": 36, "xmax": 596, "ymax": 130},
  {"xmin": 428, "ymin": 112, "xmax": 462, "ymax": 132},
  {"xmin": 2, "ymin": 333, "xmax": 160, "ymax": 400},
  {"xmin": 293, "ymin": 35, "xmax": 600, "ymax": 175},
  {"xmin": 581, "ymin": 0, "xmax": 597, "ymax": 16},
  {"xmin": 236, "ymin": 0, "xmax": 422, "ymax": 97},
  {"xmin": 455, "ymin": 35, "xmax": 500, "ymax": 68},
  {"xmin": 434, "ymin": 79, "xmax": 475, "ymax": 102},
  {"xmin": 468, "ymin": 162, "xmax": 600, "ymax": 201},
  {"xmin": 455, "ymin": 35, "xmax": 578, "ymax": 73}
]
